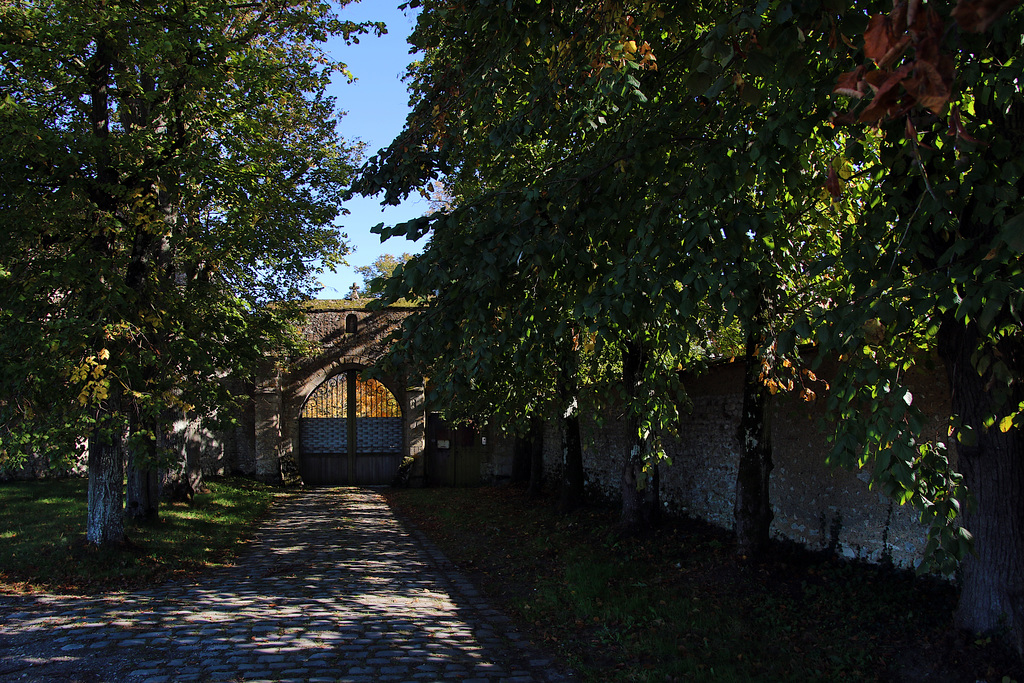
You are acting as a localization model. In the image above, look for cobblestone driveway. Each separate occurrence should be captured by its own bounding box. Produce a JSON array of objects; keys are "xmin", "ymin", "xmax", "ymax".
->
[{"xmin": 0, "ymin": 488, "xmax": 571, "ymax": 683}]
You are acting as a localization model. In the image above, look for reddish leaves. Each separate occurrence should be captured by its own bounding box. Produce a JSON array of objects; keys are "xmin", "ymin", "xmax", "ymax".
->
[
  {"xmin": 834, "ymin": 0, "xmax": 1021, "ymax": 126},
  {"xmin": 834, "ymin": 1, "xmax": 953, "ymax": 124},
  {"xmin": 825, "ymin": 166, "xmax": 843, "ymax": 199},
  {"xmin": 862, "ymin": 13, "xmax": 911, "ymax": 67},
  {"xmin": 951, "ymin": 0, "xmax": 1022, "ymax": 31}
]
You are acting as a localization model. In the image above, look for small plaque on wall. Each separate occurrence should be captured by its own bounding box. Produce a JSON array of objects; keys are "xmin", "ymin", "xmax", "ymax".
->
[{"xmin": 437, "ymin": 439, "xmax": 450, "ymax": 449}]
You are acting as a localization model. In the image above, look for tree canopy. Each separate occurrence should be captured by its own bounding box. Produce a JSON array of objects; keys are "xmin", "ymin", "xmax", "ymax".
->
[
  {"xmin": 358, "ymin": 0, "xmax": 1024, "ymax": 654},
  {"xmin": 0, "ymin": 0, "xmax": 378, "ymax": 542},
  {"xmin": 352, "ymin": 252, "xmax": 415, "ymax": 298}
]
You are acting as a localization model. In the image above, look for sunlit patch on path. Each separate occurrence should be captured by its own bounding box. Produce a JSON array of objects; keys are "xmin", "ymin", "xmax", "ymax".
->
[{"xmin": 0, "ymin": 488, "xmax": 570, "ymax": 682}]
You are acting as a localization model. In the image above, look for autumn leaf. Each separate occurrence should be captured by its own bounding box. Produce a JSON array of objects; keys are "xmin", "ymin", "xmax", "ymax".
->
[
  {"xmin": 905, "ymin": 115, "xmax": 918, "ymax": 142},
  {"xmin": 951, "ymin": 0, "xmax": 1022, "ymax": 32},
  {"xmin": 949, "ymin": 106, "xmax": 987, "ymax": 144},
  {"xmin": 862, "ymin": 14, "xmax": 897, "ymax": 64},
  {"xmin": 833, "ymin": 66, "xmax": 868, "ymax": 98},
  {"xmin": 826, "ymin": 166, "xmax": 842, "ymax": 198},
  {"xmin": 863, "ymin": 13, "xmax": 912, "ymax": 69},
  {"xmin": 902, "ymin": 56, "xmax": 953, "ymax": 114},
  {"xmin": 858, "ymin": 65, "xmax": 913, "ymax": 123}
]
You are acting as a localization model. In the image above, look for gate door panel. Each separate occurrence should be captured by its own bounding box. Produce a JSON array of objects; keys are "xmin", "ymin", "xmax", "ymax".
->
[
  {"xmin": 353, "ymin": 376, "xmax": 402, "ymax": 483},
  {"xmin": 299, "ymin": 371, "xmax": 403, "ymax": 484}
]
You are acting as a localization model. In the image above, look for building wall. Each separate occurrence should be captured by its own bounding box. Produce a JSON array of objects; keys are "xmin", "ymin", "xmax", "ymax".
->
[
  {"xmin": 522, "ymin": 360, "xmax": 954, "ymax": 570},
  {"xmin": 269, "ymin": 306, "xmax": 425, "ymax": 485}
]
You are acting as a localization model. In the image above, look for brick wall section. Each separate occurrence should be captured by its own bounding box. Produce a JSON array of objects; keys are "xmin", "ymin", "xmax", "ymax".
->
[
  {"xmin": 529, "ymin": 360, "xmax": 954, "ymax": 570},
  {"xmin": 300, "ymin": 417, "xmax": 349, "ymax": 453},
  {"xmin": 299, "ymin": 417, "xmax": 403, "ymax": 454},
  {"xmin": 356, "ymin": 417, "xmax": 403, "ymax": 453}
]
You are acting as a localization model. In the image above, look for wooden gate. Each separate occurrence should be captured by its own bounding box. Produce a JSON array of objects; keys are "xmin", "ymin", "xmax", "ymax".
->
[
  {"xmin": 426, "ymin": 413, "xmax": 482, "ymax": 486},
  {"xmin": 299, "ymin": 371, "xmax": 403, "ymax": 484}
]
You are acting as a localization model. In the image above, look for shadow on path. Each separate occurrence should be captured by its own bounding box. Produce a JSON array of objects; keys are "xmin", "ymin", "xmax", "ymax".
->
[{"xmin": 0, "ymin": 488, "xmax": 572, "ymax": 683}]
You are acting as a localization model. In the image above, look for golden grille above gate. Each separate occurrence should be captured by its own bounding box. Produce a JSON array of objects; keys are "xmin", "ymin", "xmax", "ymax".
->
[{"xmin": 300, "ymin": 375, "xmax": 401, "ymax": 418}]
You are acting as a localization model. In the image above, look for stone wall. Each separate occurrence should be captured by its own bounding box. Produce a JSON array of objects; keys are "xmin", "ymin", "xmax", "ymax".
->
[
  {"xmin": 527, "ymin": 360, "xmax": 953, "ymax": 570},
  {"xmin": 261, "ymin": 306, "xmax": 425, "ymax": 484}
]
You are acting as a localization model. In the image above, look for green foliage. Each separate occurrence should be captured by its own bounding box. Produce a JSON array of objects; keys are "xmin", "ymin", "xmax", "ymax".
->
[
  {"xmin": 354, "ymin": 252, "xmax": 415, "ymax": 298},
  {"xmin": 820, "ymin": 0, "xmax": 1024, "ymax": 572},
  {"xmin": 0, "ymin": 1, "xmax": 376, "ymax": 468},
  {"xmin": 357, "ymin": 0, "xmax": 857, "ymax": 494},
  {"xmin": 360, "ymin": 0, "xmax": 1024, "ymax": 575}
]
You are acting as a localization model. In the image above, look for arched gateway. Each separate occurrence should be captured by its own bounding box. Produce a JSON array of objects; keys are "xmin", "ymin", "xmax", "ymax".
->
[{"xmin": 252, "ymin": 305, "xmax": 425, "ymax": 486}]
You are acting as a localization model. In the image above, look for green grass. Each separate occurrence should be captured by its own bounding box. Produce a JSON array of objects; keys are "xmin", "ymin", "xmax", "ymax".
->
[
  {"xmin": 0, "ymin": 476, "xmax": 275, "ymax": 593},
  {"xmin": 385, "ymin": 486, "xmax": 1023, "ymax": 682}
]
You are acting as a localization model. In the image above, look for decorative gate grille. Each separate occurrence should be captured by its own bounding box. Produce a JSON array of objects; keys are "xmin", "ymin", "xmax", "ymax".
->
[{"xmin": 298, "ymin": 372, "xmax": 403, "ymax": 484}]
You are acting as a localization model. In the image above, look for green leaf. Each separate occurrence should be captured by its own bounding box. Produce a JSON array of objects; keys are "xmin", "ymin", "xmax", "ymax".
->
[{"xmin": 998, "ymin": 211, "xmax": 1024, "ymax": 254}]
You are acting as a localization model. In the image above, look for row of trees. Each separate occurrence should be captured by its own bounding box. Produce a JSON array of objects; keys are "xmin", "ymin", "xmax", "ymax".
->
[
  {"xmin": 357, "ymin": 0, "xmax": 1024, "ymax": 654},
  {"xmin": 0, "ymin": 1, "xmax": 377, "ymax": 542}
]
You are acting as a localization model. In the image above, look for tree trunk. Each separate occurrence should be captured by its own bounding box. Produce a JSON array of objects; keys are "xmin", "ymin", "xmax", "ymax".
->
[
  {"xmin": 161, "ymin": 413, "xmax": 202, "ymax": 503},
  {"xmin": 734, "ymin": 318, "xmax": 774, "ymax": 557},
  {"xmin": 512, "ymin": 433, "xmax": 532, "ymax": 485},
  {"xmin": 556, "ymin": 336, "xmax": 585, "ymax": 512},
  {"xmin": 620, "ymin": 442, "xmax": 659, "ymax": 535},
  {"xmin": 619, "ymin": 338, "xmax": 659, "ymax": 534},
  {"xmin": 86, "ymin": 416, "xmax": 125, "ymax": 545},
  {"xmin": 526, "ymin": 415, "xmax": 545, "ymax": 500},
  {"xmin": 939, "ymin": 314, "xmax": 1024, "ymax": 653},
  {"xmin": 558, "ymin": 411, "xmax": 584, "ymax": 513},
  {"xmin": 126, "ymin": 446, "xmax": 161, "ymax": 521},
  {"xmin": 126, "ymin": 463, "xmax": 160, "ymax": 520},
  {"xmin": 644, "ymin": 462, "xmax": 661, "ymax": 526},
  {"xmin": 125, "ymin": 413, "xmax": 162, "ymax": 521}
]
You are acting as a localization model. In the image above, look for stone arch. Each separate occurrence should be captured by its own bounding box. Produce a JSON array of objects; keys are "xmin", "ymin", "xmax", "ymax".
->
[
  {"xmin": 292, "ymin": 362, "xmax": 405, "ymax": 484},
  {"xmin": 253, "ymin": 306, "xmax": 424, "ymax": 485}
]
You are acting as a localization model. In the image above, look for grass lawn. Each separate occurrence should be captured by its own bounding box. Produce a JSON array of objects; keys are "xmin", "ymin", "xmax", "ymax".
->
[
  {"xmin": 384, "ymin": 486, "xmax": 1023, "ymax": 683},
  {"xmin": 0, "ymin": 476, "xmax": 275, "ymax": 593}
]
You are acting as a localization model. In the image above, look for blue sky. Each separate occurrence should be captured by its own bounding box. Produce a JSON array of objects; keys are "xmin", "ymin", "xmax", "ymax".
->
[{"xmin": 318, "ymin": 2, "xmax": 427, "ymax": 299}]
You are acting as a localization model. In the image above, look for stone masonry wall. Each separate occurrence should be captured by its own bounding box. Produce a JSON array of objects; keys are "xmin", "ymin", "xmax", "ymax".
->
[
  {"xmin": 535, "ymin": 360, "xmax": 953, "ymax": 570},
  {"xmin": 274, "ymin": 306, "xmax": 425, "ymax": 485}
]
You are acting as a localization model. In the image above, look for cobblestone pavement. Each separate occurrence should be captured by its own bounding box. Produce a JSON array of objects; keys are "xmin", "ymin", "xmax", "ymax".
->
[{"xmin": 0, "ymin": 488, "xmax": 573, "ymax": 683}]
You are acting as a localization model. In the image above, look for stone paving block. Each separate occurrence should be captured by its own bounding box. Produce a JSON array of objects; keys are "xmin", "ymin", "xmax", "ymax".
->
[
  {"xmin": 131, "ymin": 669, "xmax": 163, "ymax": 677},
  {"xmin": 380, "ymin": 664, "xmax": 411, "ymax": 674},
  {"xmin": 0, "ymin": 489, "xmax": 571, "ymax": 683}
]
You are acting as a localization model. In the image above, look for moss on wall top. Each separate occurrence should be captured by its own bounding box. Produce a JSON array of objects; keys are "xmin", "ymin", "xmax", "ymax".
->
[{"xmin": 302, "ymin": 298, "xmax": 424, "ymax": 311}]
